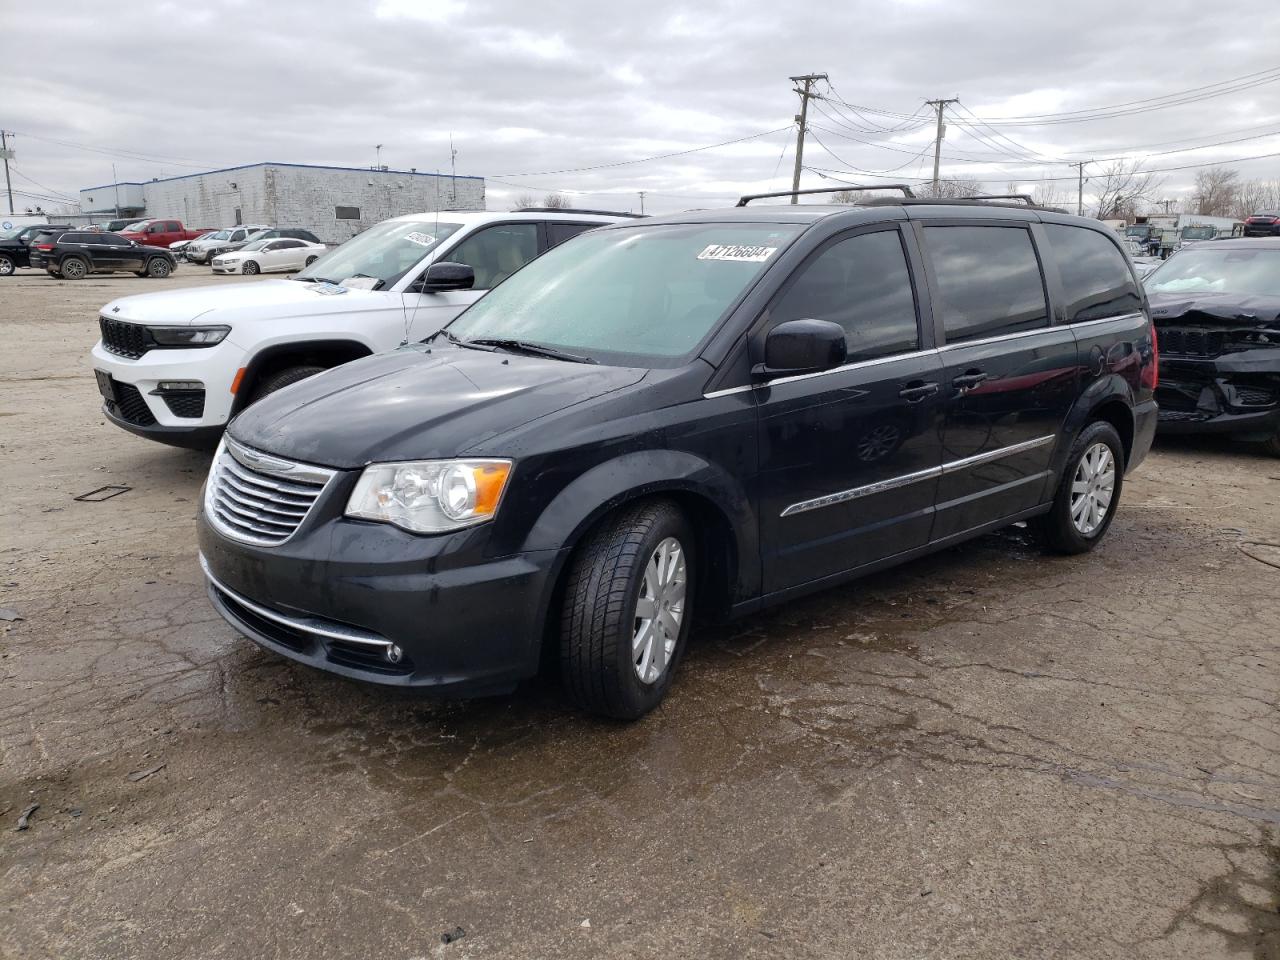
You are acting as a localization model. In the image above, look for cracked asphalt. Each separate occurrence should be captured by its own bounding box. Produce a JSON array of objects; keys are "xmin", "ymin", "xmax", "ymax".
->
[{"xmin": 1, "ymin": 271, "xmax": 1278, "ymax": 960}]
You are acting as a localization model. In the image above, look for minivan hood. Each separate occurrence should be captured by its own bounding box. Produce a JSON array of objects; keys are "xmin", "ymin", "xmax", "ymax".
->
[
  {"xmin": 1148, "ymin": 291, "xmax": 1280, "ymax": 328},
  {"xmin": 228, "ymin": 344, "xmax": 647, "ymax": 468},
  {"xmin": 102, "ymin": 278, "xmax": 380, "ymax": 325}
]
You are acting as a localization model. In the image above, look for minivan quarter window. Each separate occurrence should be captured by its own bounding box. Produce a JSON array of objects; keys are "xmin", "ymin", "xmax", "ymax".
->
[
  {"xmin": 769, "ymin": 228, "xmax": 920, "ymax": 362},
  {"xmin": 1044, "ymin": 224, "xmax": 1143, "ymax": 323},
  {"xmin": 926, "ymin": 225, "xmax": 1049, "ymax": 343}
]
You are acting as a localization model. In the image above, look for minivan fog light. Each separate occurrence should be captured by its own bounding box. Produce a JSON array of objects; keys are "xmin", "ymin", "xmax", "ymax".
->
[{"xmin": 346, "ymin": 459, "xmax": 513, "ymax": 534}]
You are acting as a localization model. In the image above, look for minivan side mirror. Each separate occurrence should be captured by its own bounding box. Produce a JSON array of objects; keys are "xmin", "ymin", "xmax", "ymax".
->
[
  {"xmin": 755, "ymin": 319, "xmax": 848, "ymax": 378},
  {"xmin": 418, "ymin": 261, "xmax": 475, "ymax": 292}
]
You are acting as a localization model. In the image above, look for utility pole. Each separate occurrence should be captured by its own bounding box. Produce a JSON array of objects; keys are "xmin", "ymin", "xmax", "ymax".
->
[
  {"xmin": 1071, "ymin": 161, "xmax": 1089, "ymax": 216},
  {"xmin": 0, "ymin": 130, "xmax": 13, "ymax": 214},
  {"xmin": 638, "ymin": 191, "xmax": 646, "ymax": 215},
  {"xmin": 926, "ymin": 98, "xmax": 959, "ymax": 194},
  {"xmin": 449, "ymin": 133, "xmax": 458, "ymax": 205},
  {"xmin": 789, "ymin": 72, "xmax": 827, "ymax": 204},
  {"xmin": 112, "ymin": 163, "xmax": 120, "ymax": 219}
]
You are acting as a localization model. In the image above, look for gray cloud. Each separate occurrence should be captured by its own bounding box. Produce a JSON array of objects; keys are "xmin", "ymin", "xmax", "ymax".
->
[{"xmin": 5, "ymin": 0, "xmax": 1280, "ymax": 215}]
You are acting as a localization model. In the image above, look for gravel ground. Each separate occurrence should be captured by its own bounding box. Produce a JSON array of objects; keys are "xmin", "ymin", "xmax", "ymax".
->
[{"xmin": 1, "ymin": 270, "xmax": 1277, "ymax": 960}]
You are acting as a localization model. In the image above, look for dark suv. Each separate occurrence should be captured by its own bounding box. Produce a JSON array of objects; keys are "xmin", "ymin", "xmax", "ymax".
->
[
  {"xmin": 197, "ymin": 188, "xmax": 1158, "ymax": 719},
  {"xmin": 0, "ymin": 223, "xmax": 73, "ymax": 275},
  {"xmin": 42, "ymin": 231, "xmax": 176, "ymax": 279}
]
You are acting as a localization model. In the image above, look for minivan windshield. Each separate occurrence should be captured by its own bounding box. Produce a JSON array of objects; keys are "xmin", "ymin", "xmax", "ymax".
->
[
  {"xmin": 1145, "ymin": 248, "xmax": 1280, "ymax": 296},
  {"xmin": 294, "ymin": 219, "xmax": 461, "ymax": 287},
  {"xmin": 446, "ymin": 222, "xmax": 802, "ymax": 366}
]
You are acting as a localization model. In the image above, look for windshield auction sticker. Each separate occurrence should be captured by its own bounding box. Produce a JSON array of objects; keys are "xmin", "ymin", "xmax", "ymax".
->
[
  {"xmin": 696, "ymin": 244, "xmax": 777, "ymax": 263},
  {"xmin": 403, "ymin": 232, "xmax": 436, "ymax": 247}
]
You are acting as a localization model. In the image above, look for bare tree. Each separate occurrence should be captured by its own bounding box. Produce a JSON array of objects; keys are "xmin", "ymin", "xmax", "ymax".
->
[
  {"xmin": 1091, "ymin": 160, "xmax": 1163, "ymax": 220},
  {"xmin": 540, "ymin": 193, "xmax": 571, "ymax": 209},
  {"xmin": 512, "ymin": 193, "xmax": 538, "ymax": 210},
  {"xmin": 1191, "ymin": 166, "xmax": 1240, "ymax": 217},
  {"xmin": 1234, "ymin": 179, "xmax": 1280, "ymax": 219},
  {"xmin": 916, "ymin": 176, "xmax": 985, "ymax": 199}
]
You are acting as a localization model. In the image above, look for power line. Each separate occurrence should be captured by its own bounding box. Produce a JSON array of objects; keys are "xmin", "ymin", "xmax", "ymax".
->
[
  {"xmin": 8, "ymin": 166, "xmax": 76, "ymax": 201},
  {"xmin": 487, "ymin": 127, "xmax": 792, "ymax": 178}
]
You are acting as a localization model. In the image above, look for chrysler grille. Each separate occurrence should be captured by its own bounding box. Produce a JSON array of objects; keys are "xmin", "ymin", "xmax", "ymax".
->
[{"xmin": 207, "ymin": 440, "xmax": 334, "ymax": 545}]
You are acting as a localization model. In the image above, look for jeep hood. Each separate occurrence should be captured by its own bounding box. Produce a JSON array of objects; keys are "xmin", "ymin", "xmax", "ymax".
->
[
  {"xmin": 102, "ymin": 279, "xmax": 385, "ymax": 325},
  {"xmin": 1148, "ymin": 292, "xmax": 1280, "ymax": 328},
  {"xmin": 227, "ymin": 344, "xmax": 647, "ymax": 468}
]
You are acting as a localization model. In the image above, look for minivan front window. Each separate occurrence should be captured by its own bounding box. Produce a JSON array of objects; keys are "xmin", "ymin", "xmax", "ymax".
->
[
  {"xmin": 295, "ymin": 220, "xmax": 461, "ymax": 287},
  {"xmin": 446, "ymin": 222, "xmax": 802, "ymax": 365}
]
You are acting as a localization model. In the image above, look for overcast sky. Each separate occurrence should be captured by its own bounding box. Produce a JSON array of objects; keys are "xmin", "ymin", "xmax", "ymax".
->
[{"xmin": 4, "ymin": 0, "xmax": 1280, "ymax": 216}]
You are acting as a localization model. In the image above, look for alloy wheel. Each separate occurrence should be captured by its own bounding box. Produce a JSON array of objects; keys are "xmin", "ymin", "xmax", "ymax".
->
[
  {"xmin": 632, "ymin": 537, "xmax": 687, "ymax": 684},
  {"xmin": 1070, "ymin": 442, "xmax": 1115, "ymax": 536}
]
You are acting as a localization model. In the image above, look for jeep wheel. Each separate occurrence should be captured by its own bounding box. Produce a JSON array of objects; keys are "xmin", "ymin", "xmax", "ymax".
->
[
  {"xmin": 1033, "ymin": 421, "xmax": 1124, "ymax": 554},
  {"xmin": 560, "ymin": 499, "xmax": 694, "ymax": 719},
  {"xmin": 249, "ymin": 365, "xmax": 326, "ymax": 404},
  {"xmin": 146, "ymin": 257, "xmax": 172, "ymax": 278},
  {"xmin": 60, "ymin": 257, "xmax": 89, "ymax": 280},
  {"xmin": 242, "ymin": 260, "xmax": 260, "ymax": 275},
  {"xmin": 0, "ymin": 254, "xmax": 14, "ymax": 276}
]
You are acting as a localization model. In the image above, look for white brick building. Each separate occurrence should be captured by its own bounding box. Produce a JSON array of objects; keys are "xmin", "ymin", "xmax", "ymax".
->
[{"xmin": 79, "ymin": 163, "xmax": 485, "ymax": 243}]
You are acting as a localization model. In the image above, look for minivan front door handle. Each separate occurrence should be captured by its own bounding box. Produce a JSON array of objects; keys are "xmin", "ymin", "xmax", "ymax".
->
[
  {"xmin": 898, "ymin": 381, "xmax": 939, "ymax": 403},
  {"xmin": 952, "ymin": 370, "xmax": 990, "ymax": 391}
]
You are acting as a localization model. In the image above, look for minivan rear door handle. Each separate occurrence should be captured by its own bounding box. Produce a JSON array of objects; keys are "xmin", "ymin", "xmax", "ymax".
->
[
  {"xmin": 952, "ymin": 370, "xmax": 990, "ymax": 390},
  {"xmin": 898, "ymin": 380, "xmax": 939, "ymax": 403}
]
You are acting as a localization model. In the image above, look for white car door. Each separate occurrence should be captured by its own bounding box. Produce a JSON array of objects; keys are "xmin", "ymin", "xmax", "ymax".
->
[{"xmin": 259, "ymin": 240, "xmax": 292, "ymax": 272}]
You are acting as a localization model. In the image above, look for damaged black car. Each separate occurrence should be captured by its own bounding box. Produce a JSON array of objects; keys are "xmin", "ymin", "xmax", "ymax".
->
[{"xmin": 1145, "ymin": 238, "xmax": 1280, "ymax": 454}]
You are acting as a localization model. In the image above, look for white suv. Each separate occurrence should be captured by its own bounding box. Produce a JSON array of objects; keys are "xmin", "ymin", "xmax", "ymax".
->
[{"xmin": 90, "ymin": 210, "xmax": 629, "ymax": 448}]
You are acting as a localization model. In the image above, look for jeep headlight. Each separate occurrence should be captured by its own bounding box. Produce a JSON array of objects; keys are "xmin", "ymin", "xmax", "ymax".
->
[
  {"xmin": 148, "ymin": 325, "xmax": 231, "ymax": 347},
  {"xmin": 346, "ymin": 459, "xmax": 512, "ymax": 533}
]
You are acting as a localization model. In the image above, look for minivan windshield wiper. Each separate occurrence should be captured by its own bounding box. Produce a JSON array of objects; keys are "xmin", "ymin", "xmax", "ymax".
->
[{"xmin": 465, "ymin": 337, "xmax": 597, "ymax": 364}]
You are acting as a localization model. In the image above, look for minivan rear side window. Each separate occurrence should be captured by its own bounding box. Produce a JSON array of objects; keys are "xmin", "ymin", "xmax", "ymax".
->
[
  {"xmin": 925, "ymin": 225, "xmax": 1048, "ymax": 343},
  {"xmin": 1043, "ymin": 224, "xmax": 1142, "ymax": 323},
  {"xmin": 769, "ymin": 229, "xmax": 920, "ymax": 362}
]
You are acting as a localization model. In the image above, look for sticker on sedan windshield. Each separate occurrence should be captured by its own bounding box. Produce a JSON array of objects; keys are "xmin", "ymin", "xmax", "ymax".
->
[
  {"xmin": 404, "ymin": 232, "xmax": 436, "ymax": 246},
  {"xmin": 696, "ymin": 244, "xmax": 777, "ymax": 263}
]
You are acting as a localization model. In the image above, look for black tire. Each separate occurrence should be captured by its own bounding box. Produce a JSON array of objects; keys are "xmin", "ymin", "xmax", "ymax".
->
[
  {"xmin": 560, "ymin": 499, "xmax": 695, "ymax": 719},
  {"xmin": 249, "ymin": 364, "xmax": 326, "ymax": 404},
  {"xmin": 0, "ymin": 254, "xmax": 14, "ymax": 277},
  {"xmin": 304, "ymin": 255, "xmax": 318, "ymax": 266},
  {"xmin": 134, "ymin": 270, "xmax": 148, "ymax": 277},
  {"xmin": 146, "ymin": 257, "xmax": 172, "ymax": 278},
  {"xmin": 1262, "ymin": 433, "xmax": 1280, "ymax": 457},
  {"xmin": 60, "ymin": 256, "xmax": 89, "ymax": 280},
  {"xmin": 1033, "ymin": 421, "xmax": 1125, "ymax": 554},
  {"xmin": 242, "ymin": 260, "xmax": 260, "ymax": 275}
]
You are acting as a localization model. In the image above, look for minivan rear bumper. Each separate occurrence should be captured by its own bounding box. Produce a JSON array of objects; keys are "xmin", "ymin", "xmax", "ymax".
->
[{"xmin": 197, "ymin": 511, "xmax": 562, "ymax": 695}]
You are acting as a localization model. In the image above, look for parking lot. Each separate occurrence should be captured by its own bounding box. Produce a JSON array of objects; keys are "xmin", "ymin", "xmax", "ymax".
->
[{"xmin": 1, "ymin": 270, "xmax": 1278, "ymax": 958}]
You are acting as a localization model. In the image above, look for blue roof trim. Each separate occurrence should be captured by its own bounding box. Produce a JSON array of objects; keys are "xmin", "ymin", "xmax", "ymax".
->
[
  {"xmin": 79, "ymin": 161, "xmax": 482, "ymax": 192},
  {"xmin": 80, "ymin": 182, "xmax": 145, "ymax": 192}
]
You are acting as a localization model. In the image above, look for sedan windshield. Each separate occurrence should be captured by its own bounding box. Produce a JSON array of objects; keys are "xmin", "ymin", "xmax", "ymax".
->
[
  {"xmin": 240, "ymin": 239, "xmax": 269, "ymax": 252},
  {"xmin": 295, "ymin": 219, "xmax": 461, "ymax": 287},
  {"xmin": 1145, "ymin": 248, "xmax": 1280, "ymax": 296},
  {"xmin": 446, "ymin": 222, "xmax": 802, "ymax": 366}
]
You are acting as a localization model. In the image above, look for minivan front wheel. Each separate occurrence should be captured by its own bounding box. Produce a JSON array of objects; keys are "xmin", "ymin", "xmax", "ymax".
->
[
  {"xmin": 560, "ymin": 499, "xmax": 694, "ymax": 719},
  {"xmin": 1034, "ymin": 421, "xmax": 1124, "ymax": 554}
]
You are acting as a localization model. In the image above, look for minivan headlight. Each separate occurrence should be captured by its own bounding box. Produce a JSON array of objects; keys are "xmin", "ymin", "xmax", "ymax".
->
[
  {"xmin": 346, "ymin": 459, "xmax": 513, "ymax": 533},
  {"xmin": 148, "ymin": 325, "xmax": 230, "ymax": 346}
]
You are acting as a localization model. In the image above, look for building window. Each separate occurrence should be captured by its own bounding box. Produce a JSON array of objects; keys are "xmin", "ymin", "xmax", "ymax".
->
[
  {"xmin": 234, "ymin": 207, "xmax": 242, "ymax": 226},
  {"xmin": 335, "ymin": 205, "xmax": 361, "ymax": 220}
]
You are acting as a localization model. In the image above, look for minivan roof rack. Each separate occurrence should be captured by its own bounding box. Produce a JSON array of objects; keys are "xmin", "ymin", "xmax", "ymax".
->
[
  {"xmin": 516, "ymin": 207, "xmax": 647, "ymax": 218},
  {"xmin": 736, "ymin": 184, "xmax": 916, "ymax": 206},
  {"xmin": 970, "ymin": 194, "xmax": 1036, "ymax": 205}
]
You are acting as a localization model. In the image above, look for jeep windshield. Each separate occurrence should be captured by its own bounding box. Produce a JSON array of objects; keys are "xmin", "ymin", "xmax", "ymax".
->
[
  {"xmin": 1145, "ymin": 248, "xmax": 1280, "ymax": 296},
  {"xmin": 445, "ymin": 222, "xmax": 801, "ymax": 367},
  {"xmin": 201, "ymin": 230, "xmax": 232, "ymax": 242},
  {"xmin": 294, "ymin": 220, "xmax": 462, "ymax": 288}
]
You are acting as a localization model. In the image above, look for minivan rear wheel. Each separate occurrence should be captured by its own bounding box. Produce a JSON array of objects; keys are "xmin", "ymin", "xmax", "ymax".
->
[
  {"xmin": 1033, "ymin": 421, "xmax": 1124, "ymax": 554},
  {"xmin": 560, "ymin": 499, "xmax": 694, "ymax": 719}
]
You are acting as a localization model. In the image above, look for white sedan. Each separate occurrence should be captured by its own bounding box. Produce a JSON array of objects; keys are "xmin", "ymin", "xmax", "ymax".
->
[{"xmin": 211, "ymin": 238, "xmax": 327, "ymax": 275}]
